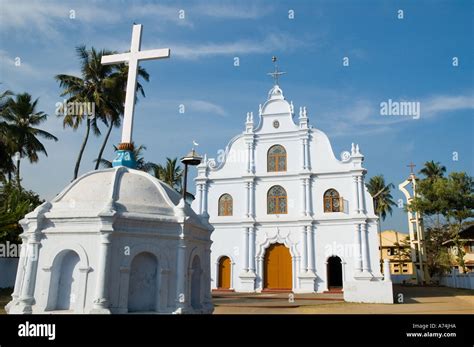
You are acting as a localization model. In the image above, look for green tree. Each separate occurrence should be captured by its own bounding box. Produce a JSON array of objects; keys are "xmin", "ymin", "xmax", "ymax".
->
[
  {"xmin": 3, "ymin": 93, "xmax": 58, "ymax": 189},
  {"xmin": 419, "ymin": 160, "xmax": 446, "ymax": 181},
  {"xmin": 153, "ymin": 157, "xmax": 183, "ymax": 191},
  {"xmin": 366, "ymin": 175, "xmax": 396, "ymax": 269},
  {"xmin": 56, "ymin": 46, "xmax": 116, "ymax": 179},
  {"xmin": 410, "ymin": 170, "xmax": 474, "ymax": 273},
  {"xmin": 0, "ymin": 183, "xmax": 43, "ymax": 244},
  {"xmin": 94, "ymin": 63, "xmax": 149, "ymax": 170},
  {"xmin": 424, "ymin": 226, "xmax": 454, "ymax": 277},
  {"xmin": 0, "ymin": 89, "xmax": 15, "ymax": 182}
]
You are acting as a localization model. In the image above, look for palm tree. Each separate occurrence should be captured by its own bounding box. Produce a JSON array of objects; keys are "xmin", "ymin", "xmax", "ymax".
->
[
  {"xmin": 153, "ymin": 158, "xmax": 183, "ymax": 191},
  {"xmin": 56, "ymin": 46, "xmax": 116, "ymax": 179},
  {"xmin": 94, "ymin": 63, "xmax": 149, "ymax": 170},
  {"xmin": 0, "ymin": 89, "xmax": 15, "ymax": 181},
  {"xmin": 4, "ymin": 93, "xmax": 58, "ymax": 189},
  {"xmin": 366, "ymin": 175, "xmax": 396, "ymax": 270},
  {"xmin": 96, "ymin": 143, "xmax": 158, "ymax": 173},
  {"xmin": 419, "ymin": 160, "xmax": 446, "ymax": 180}
]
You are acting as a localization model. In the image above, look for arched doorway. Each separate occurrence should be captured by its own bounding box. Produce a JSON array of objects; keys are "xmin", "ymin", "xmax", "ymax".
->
[
  {"xmin": 191, "ymin": 256, "xmax": 202, "ymax": 309},
  {"xmin": 55, "ymin": 250, "xmax": 80, "ymax": 310},
  {"xmin": 327, "ymin": 256, "xmax": 343, "ymax": 289},
  {"xmin": 218, "ymin": 256, "xmax": 231, "ymax": 289},
  {"xmin": 128, "ymin": 252, "xmax": 158, "ymax": 312},
  {"xmin": 264, "ymin": 243, "xmax": 292, "ymax": 290}
]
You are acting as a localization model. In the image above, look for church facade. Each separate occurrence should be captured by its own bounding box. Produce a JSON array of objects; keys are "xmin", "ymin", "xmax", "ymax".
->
[{"xmin": 192, "ymin": 83, "xmax": 393, "ymax": 303}]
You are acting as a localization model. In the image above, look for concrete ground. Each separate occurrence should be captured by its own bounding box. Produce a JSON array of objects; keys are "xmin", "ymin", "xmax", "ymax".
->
[
  {"xmin": 213, "ymin": 285, "xmax": 474, "ymax": 314},
  {"xmin": 1, "ymin": 285, "xmax": 472, "ymax": 314}
]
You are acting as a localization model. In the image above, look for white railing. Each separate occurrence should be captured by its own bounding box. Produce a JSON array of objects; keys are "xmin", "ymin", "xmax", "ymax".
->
[{"xmin": 438, "ymin": 269, "xmax": 474, "ymax": 290}]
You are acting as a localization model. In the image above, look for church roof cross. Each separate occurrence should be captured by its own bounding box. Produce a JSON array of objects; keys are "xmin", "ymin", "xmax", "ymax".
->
[
  {"xmin": 267, "ymin": 56, "xmax": 286, "ymax": 86},
  {"xmin": 407, "ymin": 162, "xmax": 416, "ymax": 174}
]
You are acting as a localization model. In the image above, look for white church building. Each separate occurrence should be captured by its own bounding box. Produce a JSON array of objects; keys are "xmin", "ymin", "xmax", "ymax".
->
[{"xmin": 192, "ymin": 80, "xmax": 393, "ymax": 303}]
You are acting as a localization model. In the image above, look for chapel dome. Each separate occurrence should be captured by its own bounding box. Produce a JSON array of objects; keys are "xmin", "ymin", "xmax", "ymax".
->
[{"xmin": 48, "ymin": 167, "xmax": 189, "ymax": 217}]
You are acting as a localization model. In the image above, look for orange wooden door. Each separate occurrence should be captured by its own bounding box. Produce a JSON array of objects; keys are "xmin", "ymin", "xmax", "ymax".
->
[
  {"xmin": 218, "ymin": 256, "xmax": 231, "ymax": 289},
  {"xmin": 264, "ymin": 243, "xmax": 292, "ymax": 290}
]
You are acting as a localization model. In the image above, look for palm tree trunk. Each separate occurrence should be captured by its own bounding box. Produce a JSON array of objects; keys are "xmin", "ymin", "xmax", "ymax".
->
[
  {"xmin": 74, "ymin": 117, "xmax": 91, "ymax": 180},
  {"xmin": 16, "ymin": 156, "xmax": 21, "ymax": 190},
  {"xmin": 95, "ymin": 121, "xmax": 114, "ymax": 170}
]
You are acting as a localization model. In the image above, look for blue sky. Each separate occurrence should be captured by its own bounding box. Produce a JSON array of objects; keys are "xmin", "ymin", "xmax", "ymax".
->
[{"xmin": 1, "ymin": 0, "xmax": 473, "ymax": 232}]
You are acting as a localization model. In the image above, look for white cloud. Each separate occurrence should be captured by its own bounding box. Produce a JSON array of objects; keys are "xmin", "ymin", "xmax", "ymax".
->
[
  {"xmin": 186, "ymin": 100, "xmax": 228, "ymax": 117},
  {"xmin": 422, "ymin": 94, "xmax": 474, "ymax": 117},
  {"xmin": 0, "ymin": 50, "xmax": 45, "ymax": 78},
  {"xmin": 315, "ymin": 91, "xmax": 474, "ymax": 137},
  {"xmin": 170, "ymin": 32, "xmax": 306, "ymax": 59},
  {"xmin": 0, "ymin": 1, "xmax": 121, "ymax": 39},
  {"xmin": 193, "ymin": 3, "xmax": 272, "ymax": 19},
  {"xmin": 0, "ymin": 1, "xmax": 271, "ymax": 39}
]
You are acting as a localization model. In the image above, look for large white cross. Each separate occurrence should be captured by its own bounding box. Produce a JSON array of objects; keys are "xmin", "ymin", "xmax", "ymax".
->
[{"xmin": 101, "ymin": 24, "xmax": 170, "ymax": 144}]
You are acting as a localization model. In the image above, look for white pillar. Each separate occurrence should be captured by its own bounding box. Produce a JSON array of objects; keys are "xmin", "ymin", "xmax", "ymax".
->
[
  {"xmin": 11, "ymin": 237, "xmax": 27, "ymax": 302},
  {"xmin": 202, "ymin": 183, "xmax": 208, "ymax": 214},
  {"xmin": 305, "ymin": 178, "xmax": 311, "ymax": 215},
  {"xmin": 352, "ymin": 175, "xmax": 359, "ymax": 214},
  {"xmin": 91, "ymin": 232, "xmax": 112, "ymax": 312},
  {"xmin": 243, "ymin": 228, "xmax": 249, "ymax": 271},
  {"xmin": 308, "ymin": 226, "xmax": 315, "ymax": 272},
  {"xmin": 301, "ymin": 226, "xmax": 308, "ymax": 272},
  {"xmin": 305, "ymin": 226, "xmax": 312, "ymax": 271},
  {"xmin": 303, "ymin": 138, "xmax": 308, "ymax": 169},
  {"xmin": 301, "ymin": 138, "xmax": 306, "ymax": 170},
  {"xmin": 359, "ymin": 175, "xmax": 366, "ymax": 213},
  {"xmin": 354, "ymin": 224, "xmax": 363, "ymax": 272},
  {"xmin": 247, "ymin": 144, "xmax": 251, "ymax": 173},
  {"xmin": 18, "ymin": 233, "xmax": 41, "ymax": 312},
  {"xmin": 249, "ymin": 180, "xmax": 255, "ymax": 218},
  {"xmin": 383, "ymin": 259, "xmax": 392, "ymax": 282},
  {"xmin": 196, "ymin": 184, "xmax": 203, "ymax": 214},
  {"xmin": 301, "ymin": 179, "xmax": 306, "ymax": 216},
  {"xmin": 357, "ymin": 176, "xmax": 364, "ymax": 213},
  {"xmin": 250, "ymin": 143, "xmax": 255, "ymax": 174},
  {"xmin": 361, "ymin": 223, "xmax": 371, "ymax": 272},
  {"xmin": 257, "ymin": 257, "xmax": 264, "ymax": 290},
  {"xmin": 305, "ymin": 137, "xmax": 311, "ymax": 170},
  {"xmin": 244, "ymin": 182, "xmax": 250, "ymax": 217},
  {"xmin": 203, "ymin": 248, "xmax": 213, "ymax": 308},
  {"xmin": 175, "ymin": 236, "xmax": 186, "ymax": 311},
  {"xmin": 249, "ymin": 226, "xmax": 255, "ymax": 272}
]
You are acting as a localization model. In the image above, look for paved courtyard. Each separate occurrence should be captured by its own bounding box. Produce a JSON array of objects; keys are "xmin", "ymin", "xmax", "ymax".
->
[
  {"xmin": 1, "ymin": 285, "xmax": 472, "ymax": 314},
  {"xmin": 213, "ymin": 285, "xmax": 474, "ymax": 314}
]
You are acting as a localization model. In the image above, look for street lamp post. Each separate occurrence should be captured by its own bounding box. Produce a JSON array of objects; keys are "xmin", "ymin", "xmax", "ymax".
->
[{"xmin": 180, "ymin": 148, "xmax": 202, "ymax": 203}]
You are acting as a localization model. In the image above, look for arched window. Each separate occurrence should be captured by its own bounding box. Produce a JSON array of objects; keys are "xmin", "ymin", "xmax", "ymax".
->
[
  {"xmin": 218, "ymin": 194, "xmax": 233, "ymax": 216},
  {"xmin": 267, "ymin": 145, "xmax": 287, "ymax": 172},
  {"xmin": 267, "ymin": 185, "xmax": 287, "ymax": 214},
  {"xmin": 324, "ymin": 189, "xmax": 341, "ymax": 212}
]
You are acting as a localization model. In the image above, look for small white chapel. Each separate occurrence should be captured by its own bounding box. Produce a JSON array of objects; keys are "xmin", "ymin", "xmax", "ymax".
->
[
  {"xmin": 192, "ymin": 62, "xmax": 393, "ymax": 303},
  {"xmin": 6, "ymin": 24, "xmax": 214, "ymax": 314}
]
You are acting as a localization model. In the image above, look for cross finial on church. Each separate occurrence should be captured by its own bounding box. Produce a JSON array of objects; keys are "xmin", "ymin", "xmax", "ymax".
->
[
  {"xmin": 101, "ymin": 24, "xmax": 170, "ymax": 147},
  {"xmin": 267, "ymin": 56, "xmax": 286, "ymax": 85},
  {"xmin": 407, "ymin": 162, "xmax": 416, "ymax": 174}
]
